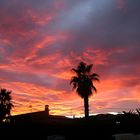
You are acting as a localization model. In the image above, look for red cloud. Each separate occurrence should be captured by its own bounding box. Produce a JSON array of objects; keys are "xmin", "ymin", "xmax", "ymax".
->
[
  {"xmin": 0, "ymin": 0, "xmax": 140, "ymax": 117},
  {"xmin": 117, "ymin": 0, "xmax": 125, "ymax": 9}
]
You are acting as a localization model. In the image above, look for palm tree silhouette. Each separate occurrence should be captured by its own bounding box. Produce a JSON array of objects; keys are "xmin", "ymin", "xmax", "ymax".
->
[
  {"xmin": 0, "ymin": 88, "xmax": 13, "ymax": 122},
  {"xmin": 70, "ymin": 62, "xmax": 99, "ymax": 118}
]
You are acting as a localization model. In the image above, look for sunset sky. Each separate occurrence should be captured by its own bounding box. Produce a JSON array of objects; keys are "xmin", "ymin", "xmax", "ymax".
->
[{"xmin": 0, "ymin": 0, "xmax": 140, "ymax": 117}]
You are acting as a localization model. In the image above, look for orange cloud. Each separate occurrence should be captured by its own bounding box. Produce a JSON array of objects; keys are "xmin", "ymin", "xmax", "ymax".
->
[
  {"xmin": 0, "ymin": 0, "xmax": 140, "ymax": 117},
  {"xmin": 1, "ymin": 80, "xmax": 83, "ymax": 116},
  {"xmin": 52, "ymin": 71, "xmax": 73, "ymax": 80}
]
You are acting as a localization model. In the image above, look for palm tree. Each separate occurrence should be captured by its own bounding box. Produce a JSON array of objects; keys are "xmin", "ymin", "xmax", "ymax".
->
[
  {"xmin": 0, "ymin": 88, "xmax": 13, "ymax": 122},
  {"xmin": 70, "ymin": 62, "xmax": 99, "ymax": 118}
]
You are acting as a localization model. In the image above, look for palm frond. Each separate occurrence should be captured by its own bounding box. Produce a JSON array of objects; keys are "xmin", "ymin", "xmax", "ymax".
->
[
  {"xmin": 0, "ymin": 88, "xmax": 13, "ymax": 119},
  {"xmin": 72, "ymin": 83, "xmax": 77, "ymax": 89},
  {"xmin": 91, "ymin": 73, "xmax": 99, "ymax": 77},
  {"xmin": 91, "ymin": 84, "xmax": 97, "ymax": 92},
  {"xmin": 70, "ymin": 76, "xmax": 79, "ymax": 85},
  {"xmin": 92, "ymin": 77, "xmax": 100, "ymax": 81},
  {"xmin": 78, "ymin": 62, "xmax": 86, "ymax": 73},
  {"xmin": 71, "ymin": 68, "xmax": 80, "ymax": 74},
  {"xmin": 70, "ymin": 62, "xmax": 99, "ymax": 100},
  {"xmin": 136, "ymin": 108, "xmax": 140, "ymax": 115},
  {"xmin": 76, "ymin": 87, "xmax": 85, "ymax": 98},
  {"xmin": 86, "ymin": 64, "xmax": 93, "ymax": 73},
  {"xmin": 90, "ymin": 73, "xmax": 99, "ymax": 82}
]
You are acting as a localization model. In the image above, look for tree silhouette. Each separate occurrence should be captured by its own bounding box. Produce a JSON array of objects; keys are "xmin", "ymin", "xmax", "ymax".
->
[
  {"xmin": 0, "ymin": 88, "xmax": 13, "ymax": 122},
  {"xmin": 70, "ymin": 62, "xmax": 99, "ymax": 118}
]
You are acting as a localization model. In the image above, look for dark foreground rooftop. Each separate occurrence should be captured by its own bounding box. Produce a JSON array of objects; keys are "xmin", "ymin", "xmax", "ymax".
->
[{"xmin": 1, "ymin": 113, "xmax": 140, "ymax": 140}]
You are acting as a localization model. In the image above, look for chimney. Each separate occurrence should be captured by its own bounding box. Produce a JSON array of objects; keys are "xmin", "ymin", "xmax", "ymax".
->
[{"xmin": 45, "ymin": 105, "xmax": 49, "ymax": 115}]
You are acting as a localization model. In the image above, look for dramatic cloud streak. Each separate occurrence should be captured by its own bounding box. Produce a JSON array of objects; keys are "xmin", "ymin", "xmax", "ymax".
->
[{"xmin": 0, "ymin": 0, "xmax": 140, "ymax": 116}]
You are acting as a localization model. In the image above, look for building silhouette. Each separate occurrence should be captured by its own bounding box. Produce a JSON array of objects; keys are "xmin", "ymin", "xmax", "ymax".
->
[{"xmin": 10, "ymin": 105, "xmax": 50, "ymax": 124}]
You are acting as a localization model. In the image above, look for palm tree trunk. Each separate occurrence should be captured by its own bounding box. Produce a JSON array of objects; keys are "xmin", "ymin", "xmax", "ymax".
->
[{"xmin": 84, "ymin": 96, "xmax": 89, "ymax": 118}]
